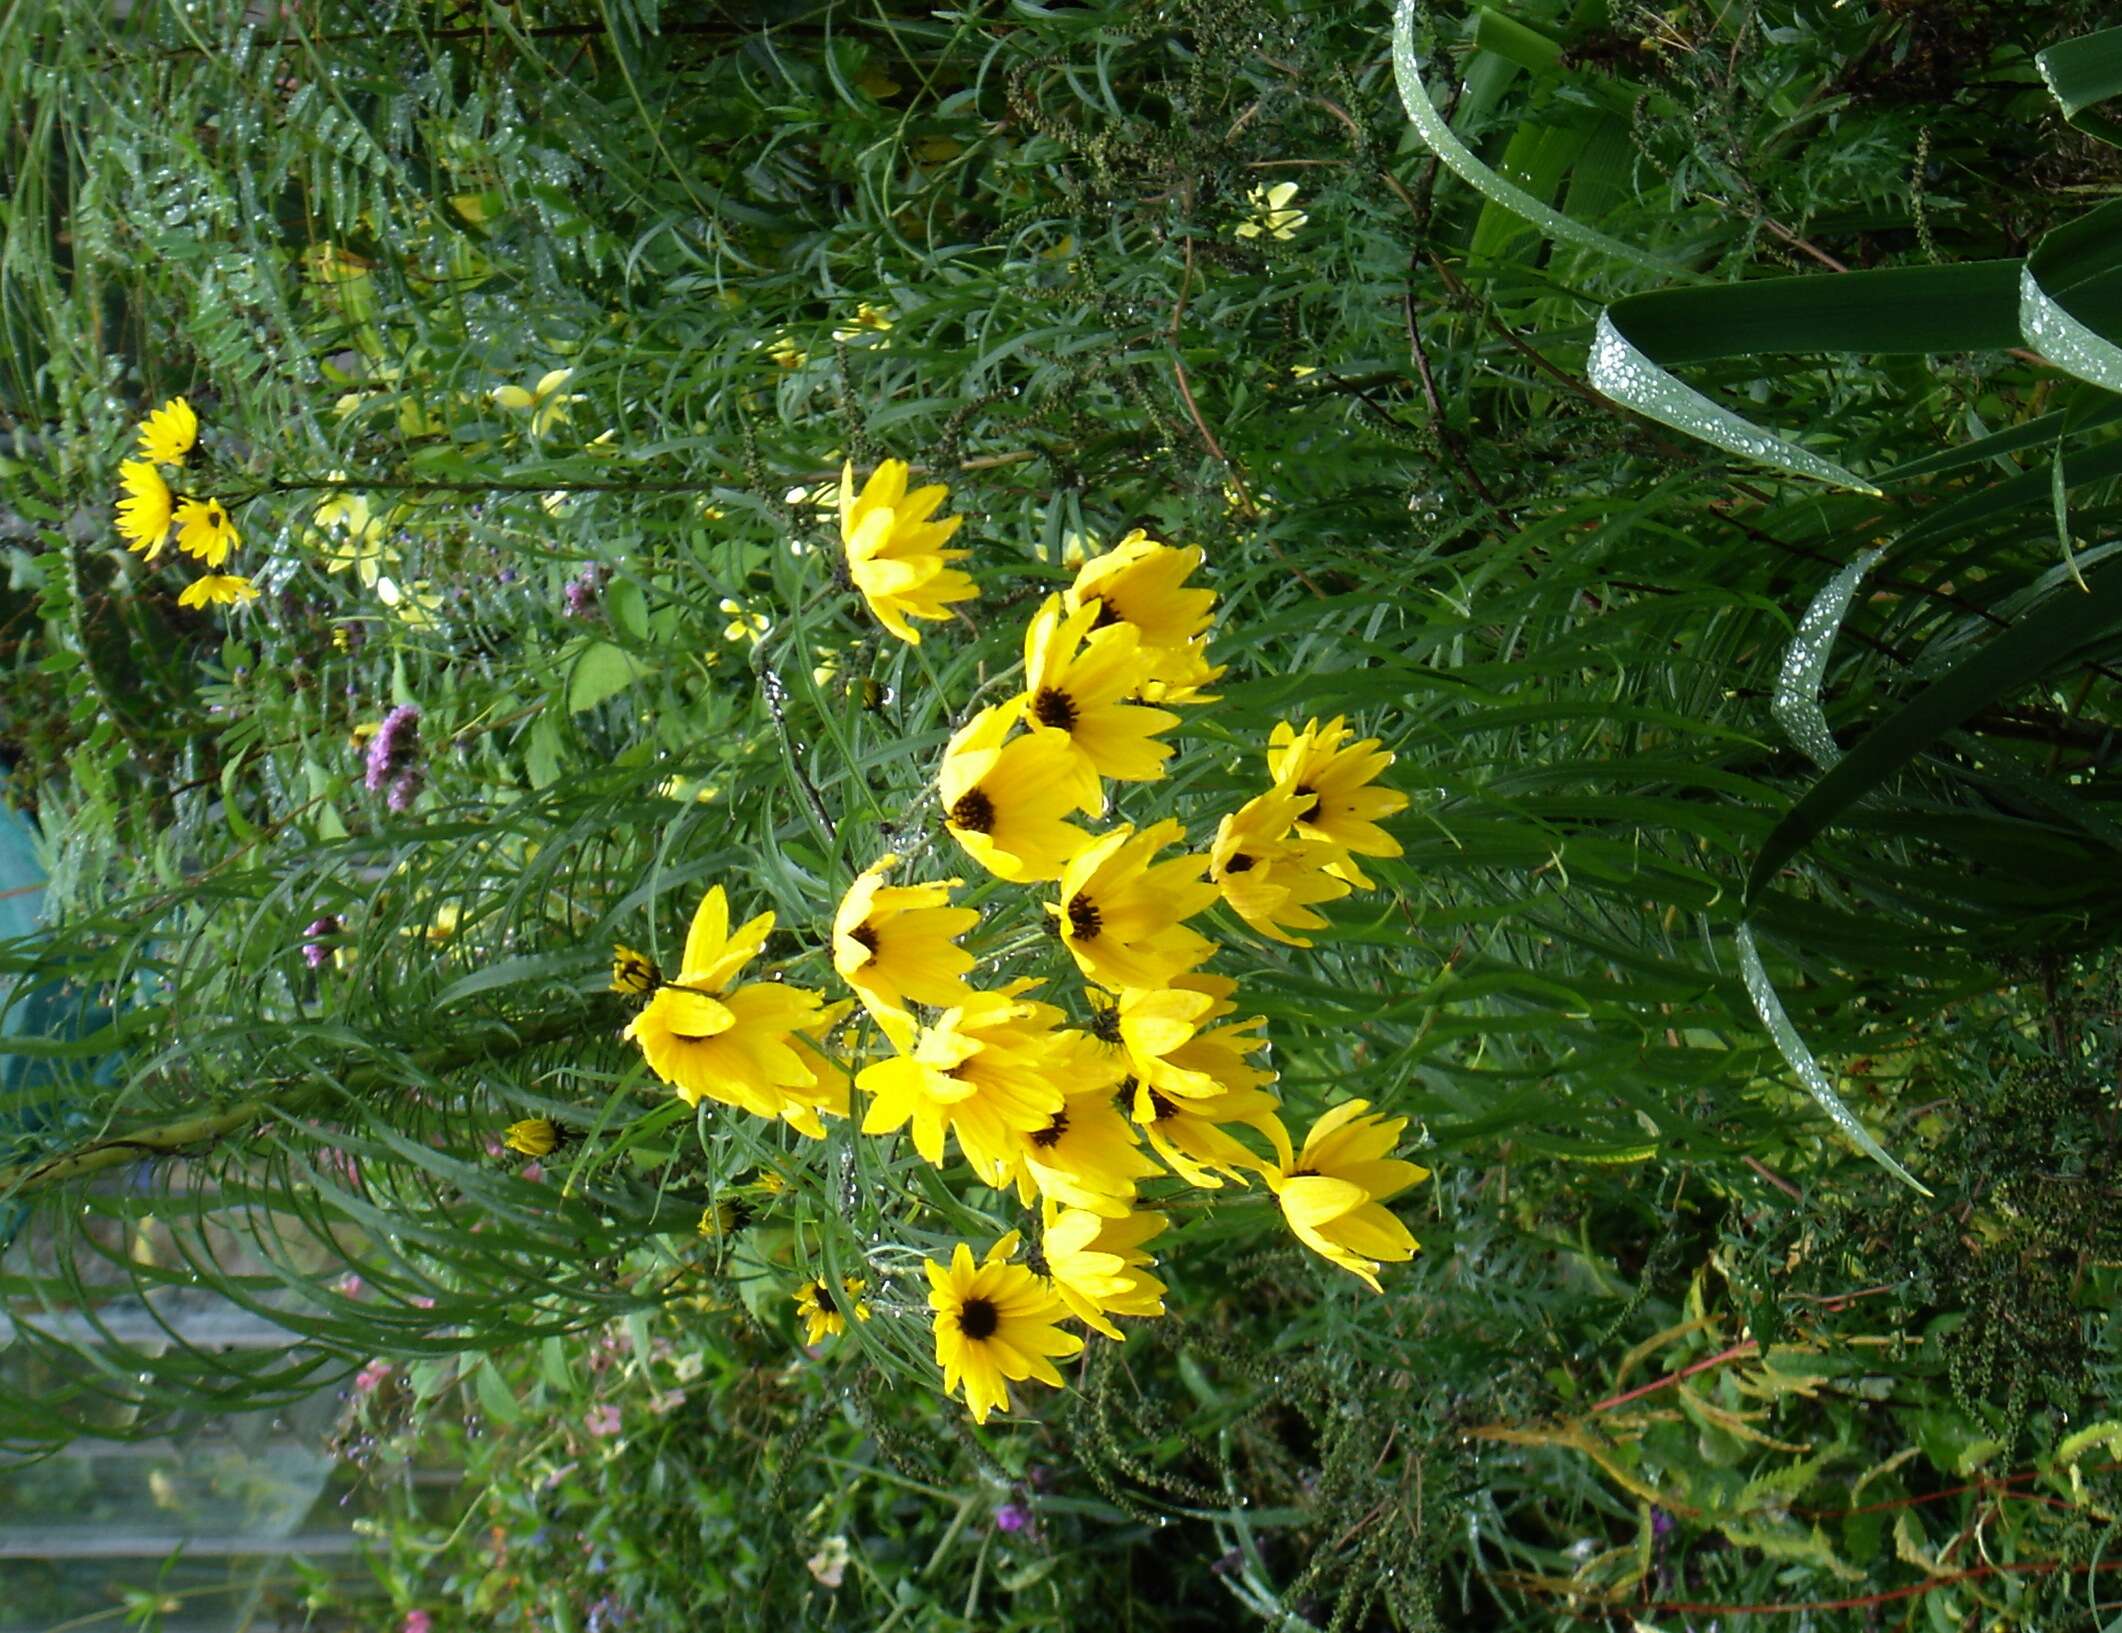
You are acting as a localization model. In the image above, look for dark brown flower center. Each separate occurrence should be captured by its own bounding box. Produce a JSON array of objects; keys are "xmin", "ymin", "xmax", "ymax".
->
[
  {"xmin": 1112, "ymin": 1073, "xmax": 1139, "ymax": 1111},
  {"xmin": 809, "ymin": 1279, "xmax": 837, "ymax": 1313},
  {"xmin": 1032, "ymin": 687, "xmax": 1079, "ymax": 731},
  {"xmin": 958, "ymin": 1296, "xmax": 999, "ymax": 1340},
  {"xmin": 848, "ymin": 924, "xmax": 879, "ymax": 953},
  {"xmin": 1030, "ymin": 1111, "xmax": 1069, "ymax": 1149},
  {"xmin": 1146, "ymin": 1089, "xmax": 1180, "ymax": 1123},
  {"xmin": 1025, "ymin": 1246, "xmax": 1052, "ymax": 1279},
  {"xmin": 1223, "ymin": 852, "xmax": 1256, "ymax": 874},
  {"xmin": 1066, "ymin": 893, "xmax": 1102, "ymax": 940},
  {"xmin": 1090, "ymin": 1006, "xmax": 1122, "ymax": 1043},
  {"xmin": 207, "ymin": 502, "xmax": 225, "ymax": 526},
  {"xmin": 1293, "ymin": 783, "xmax": 1317, "ymax": 806},
  {"xmin": 950, "ymin": 789, "xmax": 996, "ymax": 834},
  {"xmin": 1087, "ymin": 596, "xmax": 1121, "ymax": 630}
]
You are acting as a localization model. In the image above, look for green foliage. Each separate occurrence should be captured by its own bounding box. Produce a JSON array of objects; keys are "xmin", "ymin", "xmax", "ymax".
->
[{"xmin": 3, "ymin": 0, "xmax": 2122, "ymax": 1626}]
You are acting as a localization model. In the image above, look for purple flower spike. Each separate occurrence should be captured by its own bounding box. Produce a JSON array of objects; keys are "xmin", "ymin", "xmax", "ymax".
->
[
  {"xmin": 302, "ymin": 915, "xmax": 341, "ymax": 968},
  {"xmin": 387, "ymin": 766, "xmax": 425, "ymax": 813},
  {"xmin": 366, "ymin": 704, "xmax": 422, "ymax": 794},
  {"xmin": 994, "ymin": 1502, "xmax": 1032, "ymax": 1535}
]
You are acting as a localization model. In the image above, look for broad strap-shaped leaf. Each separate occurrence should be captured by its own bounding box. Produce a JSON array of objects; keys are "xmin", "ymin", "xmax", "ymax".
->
[
  {"xmin": 1734, "ymin": 924, "xmax": 1929, "ymax": 1195},
  {"xmin": 2021, "ymin": 198, "xmax": 2122, "ymax": 393},
  {"xmin": 1746, "ymin": 557, "xmax": 2122, "ymax": 908},
  {"xmin": 2037, "ymin": 28, "xmax": 2122, "ymax": 147},
  {"xmin": 1391, "ymin": 0, "xmax": 1699, "ymax": 284},
  {"xmin": 1593, "ymin": 263, "xmax": 2021, "ymax": 492}
]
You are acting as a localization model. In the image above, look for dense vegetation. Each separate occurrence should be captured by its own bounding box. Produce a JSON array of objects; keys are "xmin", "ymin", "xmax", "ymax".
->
[{"xmin": 5, "ymin": 0, "xmax": 2122, "ymax": 1626}]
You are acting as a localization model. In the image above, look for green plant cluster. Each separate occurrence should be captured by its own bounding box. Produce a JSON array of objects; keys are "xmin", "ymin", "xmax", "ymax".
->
[{"xmin": 5, "ymin": 0, "xmax": 2122, "ymax": 1627}]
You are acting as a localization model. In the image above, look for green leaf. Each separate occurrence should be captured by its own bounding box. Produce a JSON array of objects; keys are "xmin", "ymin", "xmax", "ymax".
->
[
  {"xmin": 473, "ymin": 1356, "xmax": 524, "ymax": 1425},
  {"xmin": 567, "ymin": 640, "xmax": 648, "ymax": 713},
  {"xmin": 1591, "ymin": 264, "xmax": 2020, "ymax": 491},
  {"xmin": 1391, "ymin": 0, "xmax": 1699, "ymax": 284},
  {"xmin": 1747, "ymin": 559, "xmax": 2122, "ymax": 906},
  {"xmin": 2020, "ymin": 199, "xmax": 2122, "ymax": 391},
  {"xmin": 1734, "ymin": 924, "xmax": 1930, "ymax": 1195},
  {"xmin": 2037, "ymin": 28, "xmax": 2122, "ymax": 146}
]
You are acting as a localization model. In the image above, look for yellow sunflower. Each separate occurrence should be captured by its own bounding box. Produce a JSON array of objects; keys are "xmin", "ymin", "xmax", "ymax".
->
[
  {"xmin": 172, "ymin": 497, "xmax": 240, "ymax": 568},
  {"xmin": 1265, "ymin": 716, "xmax": 1409, "ymax": 888},
  {"xmin": 115, "ymin": 461, "xmax": 174, "ymax": 559},
  {"xmin": 926, "ymin": 1236, "xmax": 1083, "ymax": 1424},
  {"xmin": 1018, "ymin": 593, "xmax": 1177, "ymax": 814},
  {"xmin": 1051, "ymin": 818, "xmax": 1218, "ymax": 993},
  {"xmin": 176, "ymin": 573, "xmax": 260, "ymax": 610},
  {"xmin": 502, "ymin": 1118, "xmax": 563, "ymax": 1158},
  {"xmin": 1266, "ymin": 1100, "xmax": 1427, "ymax": 1293},
  {"xmin": 1031, "ymin": 1206, "xmax": 1168, "ymax": 1339},
  {"xmin": 794, "ymin": 1275, "xmax": 871, "ymax": 1345},
  {"xmin": 1208, "ymin": 785, "xmax": 1352, "ymax": 946},
  {"xmin": 832, "ymin": 853, "xmax": 978, "ymax": 1025},
  {"xmin": 856, "ymin": 987, "xmax": 1065, "ymax": 1173},
  {"xmin": 937, "ymin": 701, "xmax": 1089, "ymax": 883},
  {"xmin": 135, "ymin": 396, "xmax": 198, "ymax": 465},
  {"xmin": 839, "ymin": 458, "xmax": 977, "ymax": 644},
  {"xmin": 1062, "ymin": 530, "xmax": 1224, "ymax": 703}
]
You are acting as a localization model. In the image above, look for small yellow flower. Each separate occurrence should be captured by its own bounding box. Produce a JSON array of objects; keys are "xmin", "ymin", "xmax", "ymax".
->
[
  {"xmin": 1266, "ymin": 1100, "xmax": 1427, "ymax": 1292},
  {"xmin": 839, "ymin": 458, "xmax": 977, "ymax": 645},
  {"xmin": 622, "ymin": 885, "xmax": 843, "ymax": 1137},
  {"xmin": 832, "ymin": 302, "xmax": 895, "ymax": 341},
  {"xmin": 375, "ymin": 575, "xmax": 443, "ymax": 628},
  {"xmin": 176, "ymin": 573, "xmax": 259, "ymax": 610},
  {"xmin": 1234, "ymin": 181, "xmax": 1307, "ymax": 241},
  {"xmin": 794, "ymin": 1274, "xmax": 871, "ymax": 1345},
  {"xmin": 697, "ymin": 1197, "xmax": 754, "ymax": 1237},
  {"xmin": 503, "ymin": 1117, "xmax": 564, "ymax": 1158},
  {"xmin": 856, "ymin": 988, "xmax": 1065, "ymax": 1173},
  {"xmin": 926, "ymin": 1236, "xmax": 1082, "ymax": 1424},
  {"xmin": 610, "ymin": 943, "xmax": 660, "ymax": 997},
  {"xmin": 314, "ymin": 478, "xmax": 396, "ymax": 587},
  {"xmin": 1063, "ymin": 531, "xmax": 1223, "ymax": 704},
  {"xmin": 765, "ymin": 335, "xmax": 807, "ymax": 370},
  {"xmin": 492, "ymin": 368, "xmax": 583, "ymax": 435},
  {"xmin": 717, "ymin": 598, "xmax": 770, "ymax": 643},
  {"xmin": 173, "ymin": 497, "xmax": 239, "ymax": 569},
  {"xmin": 136, "ymin": 396, "xmax": 198, "ymax": 465},
  {"xmin": 115, "ymin": 461, "xmax": 174, "ymax": 560},
  {"xmin": 1032, "ymin": 1206, "xmax": 1168, "ymax": 1339}
]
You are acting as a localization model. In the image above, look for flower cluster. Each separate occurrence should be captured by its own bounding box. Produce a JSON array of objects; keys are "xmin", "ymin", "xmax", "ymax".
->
[
  {"xmin": 365, "ymin": 704, "xmax": 425, "ymax": 811},
  {"xmin": 113, "ymin": 396, "xmax": 256, "ymax": 608},
  {"xmin": 607, "ymin": 468, "xmax": 1420, "ymax": 1426}
]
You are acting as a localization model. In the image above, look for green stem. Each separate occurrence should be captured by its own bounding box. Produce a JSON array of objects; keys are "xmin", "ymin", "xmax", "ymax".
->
[{"xmin": 0, "ymin": 1005, "xmax": 596, "ymax": 1200}]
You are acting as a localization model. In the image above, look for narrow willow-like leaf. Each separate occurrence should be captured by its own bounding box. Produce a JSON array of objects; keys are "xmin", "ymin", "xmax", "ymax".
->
[
  {"xmin": 1390, "ymin": 0, "xmax": 1699, "ymax": 284},
  {"xmin": 1733, "ymin": 923, "xmax": 1929, "ymax": 1195},
  {"xmin": 1771, "ymin": 547, "xmax": 1883, "ymax": 771},
  {"xmin": 1747, "ymin": 559, "xmax": 2122, "ymax": 906},
  {"xmin": 2037, "ymin": 28, "xmax": 2122, "ymax": 147}
]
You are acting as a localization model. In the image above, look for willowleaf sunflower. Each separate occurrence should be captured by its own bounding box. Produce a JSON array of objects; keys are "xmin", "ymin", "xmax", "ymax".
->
[
  {"xmin": 172, "ymin": 496, "xmax": 240, "ymax": 568},
  {"xmin": 937, "ymin": 702, "xmax": 1089, "ymax": 883},
  {"xmin": 176, "ymin": 573, "xmax": 259, "ymax": 609},
  {"xmin": 502, "ymin": 1118, "xmax": 564, "ymax": 1158},
  {"xmin": 926, "ymin": 1237, "xmax": 1083, "ymax": 1424},
  {"xmin": 492, "ymin": 367, "xmax": 583, "ymax": 435},
  {"xmin": 1002, "ymin": 1078, "xmax": 1162, "ymax": 1217},
  {"xmin": 1051, "ymin": 819, "xmax": 1218, "ymax": 992},
  {"xmin": 832, "ymin": 853, "xmax": 978, "ymax": 1025},
  {"xmin": 1032, "ymin": 1206, "xmax": 1168, "ymax": 1339},
  {"xmin": 856, "ymin": 987, "xmax": 1065, "ymax": 1172},
  {"xmin": 794, "ymin": 1275, "xmax": 871, "ymax": 1344},
  {"xmin": 839, "ymin": 458, "xmax": 976, "ymax": 644},
  {"xmin": 1267, "ymin": 1100, "xmax": 1427, "ymax": 1292},
  {"xmin": 622, "ymin": 885, "xmax": 842, "ymax": 1136},
  {"xmin": 1208, "ymin": 786, "xmax": 1353, "ymax": 946},
  {"xmin": 135, "ymin": 396, "xmax": 198, "ymax": 465},
  {"xmin": 1266, "ymin": 716, "xmax": 1409, "ymax": 888},
  {"xmin": 1129, "ymin": 1077, "xmax": 1285, "ymax": 1190},
  {"xmin": 115, "ymin": 461, "xmax": 175, "ymax": 559},
  {"xmin": 1062, "ymin": 530, "xmax": 1224, "ymax": 703},
  {"xmin": 1019, "ymin": 593, "xmax": 1177, "ymax": 814}
]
